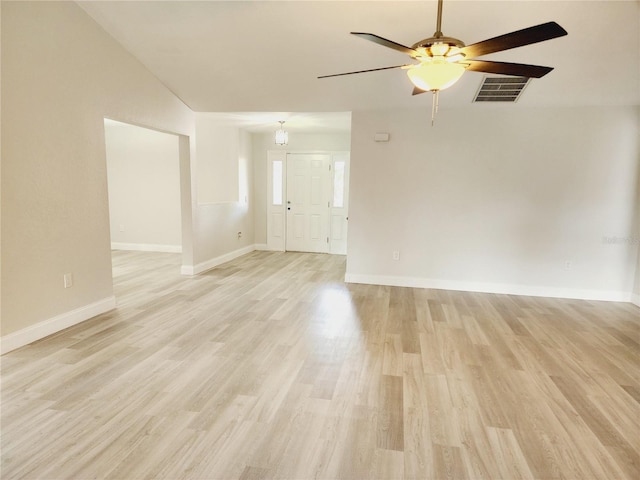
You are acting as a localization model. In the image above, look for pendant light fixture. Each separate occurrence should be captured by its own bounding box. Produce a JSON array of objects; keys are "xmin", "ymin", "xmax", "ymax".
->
[{"xmin": 275, "ymin": 121, "xmax": 288, "ymax": 146}]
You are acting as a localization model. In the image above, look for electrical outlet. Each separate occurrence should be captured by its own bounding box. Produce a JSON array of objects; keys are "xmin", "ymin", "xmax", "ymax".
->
[
  {"xmin": 392, "ymin": 251, "xmax": 400, "ymax": 261},
  {"xmin": 237, "ymin": 231, "xmax": 242, "ymax": 239},
  {"xmin": 63, "ymin": 273, "xmax": 73, "ymax": 288},
  {"xmin": 564, "ymin": 261, "xmax": 572, "ymax": 270},
  {"xmin": 119, "ymin": 224, "xmax": 125, "ymax": 232}
]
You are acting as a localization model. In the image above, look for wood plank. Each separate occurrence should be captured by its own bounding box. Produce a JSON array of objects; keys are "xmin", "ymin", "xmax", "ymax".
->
[
  {"xmin": 0, "ymin": 250, "xmax": 638, "ymax": 480},
  {"xmin": 377, "ymin": 374, "xmax": 404, "ymax": 451}
]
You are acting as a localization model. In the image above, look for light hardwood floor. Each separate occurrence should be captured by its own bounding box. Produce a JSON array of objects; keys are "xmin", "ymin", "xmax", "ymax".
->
[{"xmin": 1, "ymin": 250, "xmax": 639, "ymax": 479}]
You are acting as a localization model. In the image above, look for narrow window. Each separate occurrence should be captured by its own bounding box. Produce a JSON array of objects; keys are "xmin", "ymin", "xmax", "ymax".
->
[
  {"xmin": 333, "ymin": 160, "xmax": 345, "ymax": 208},
  {"xmin": 272, "ymin": 160, "xmax": 283, "ymax": 205}
]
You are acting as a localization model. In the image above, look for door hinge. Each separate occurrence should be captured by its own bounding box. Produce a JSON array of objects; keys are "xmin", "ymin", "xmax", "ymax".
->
[
  {"xmin": 328, "ymin": 201, "xmax": 330, "ymax": 208},
  {"xmin": 326, "ymin": 237, "xmax": 329, "ymax": 243},
  {"xmin": 329, "ymin": 164, "xmax": 332, "ymax": 171}
]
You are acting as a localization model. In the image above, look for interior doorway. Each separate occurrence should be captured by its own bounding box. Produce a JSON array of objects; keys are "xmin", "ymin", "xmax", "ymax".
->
[
  {"xmin": 267, "ymin": 150, "xmax": 350, "ymax": 254},
  {"xmin": 103, "ymin": 118, "xmax": 194, "ymax": 279}
]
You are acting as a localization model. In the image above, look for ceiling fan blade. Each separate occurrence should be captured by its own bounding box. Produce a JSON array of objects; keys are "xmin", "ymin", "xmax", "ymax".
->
[
  {"xmin": 412, "ymin": 87, "xmax": 427, "ymax": 96},
  {"xmin": 465, "ymin": 60, "xmax": 554, "ymax": 78},
  {"xmin": 351, "ymin": 32, "xmax": 418, "ymax": 56},
  {"xmin": 461, "ymin": 21, "xmax": 567, "ymax": 59},
  {"xmin": 318, "ymin": 64, "xmax": 410, "ymax": 79}
]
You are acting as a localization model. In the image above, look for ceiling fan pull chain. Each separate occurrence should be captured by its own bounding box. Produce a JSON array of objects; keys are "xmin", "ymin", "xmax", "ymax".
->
[{"xmin": 431, "ymin": 90, "xmax": 440, "ymax": 126}]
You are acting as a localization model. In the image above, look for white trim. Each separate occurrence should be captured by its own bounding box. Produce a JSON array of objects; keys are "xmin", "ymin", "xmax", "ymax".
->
[
  {"xmin": 255, "ymin": 243, "xmax": 285, "ymax": 252},
  {"xmin": 1, "ymin": 296, "xmax": 116, "ymax": 355},
  {"xmin": 111, "ymin": 242, "xmax": 182, "ymax": 253},
  {"xmin": 631, "ymin": 293, "xmax": 640, "ymax": 308},
  {"xmin": 344, "ymin": 273, "xmax": 631, "ymax": 303},
  {"xmin": 182, "ymin": 245, "xmax": 255, "ymax": 276},
  {"xmin": 181, "ymin": 265, "xmax": 195, "ymax": 275}
]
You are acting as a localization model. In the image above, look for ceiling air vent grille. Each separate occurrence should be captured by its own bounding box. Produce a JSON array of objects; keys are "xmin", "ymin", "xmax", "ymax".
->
[{"xmin": 473, "ymin": 76, "xmax": 530, "ymax": 103}]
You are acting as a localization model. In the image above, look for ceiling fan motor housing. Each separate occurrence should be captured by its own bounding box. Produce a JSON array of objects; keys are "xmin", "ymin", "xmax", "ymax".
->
[{"xmin": 412, "ymin": 36, "xmax": 466, "ymax": 58}]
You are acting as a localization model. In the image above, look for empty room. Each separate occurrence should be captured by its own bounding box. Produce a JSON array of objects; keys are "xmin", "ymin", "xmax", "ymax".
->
[{"xmin": 1, "ymin": 1, "xmax": 639, "ymax": 479}]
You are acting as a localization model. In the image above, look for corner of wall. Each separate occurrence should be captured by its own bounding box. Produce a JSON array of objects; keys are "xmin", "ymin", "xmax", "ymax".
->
[{"xmin": 183, "ymin": 244, "xmax": 256, "ymax": 276}]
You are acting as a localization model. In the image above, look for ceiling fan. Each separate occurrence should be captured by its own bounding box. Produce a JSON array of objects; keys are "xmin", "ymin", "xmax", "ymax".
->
[{"xmin": 319, "ymin": 0, "xmax": 567, "ymax": 121}]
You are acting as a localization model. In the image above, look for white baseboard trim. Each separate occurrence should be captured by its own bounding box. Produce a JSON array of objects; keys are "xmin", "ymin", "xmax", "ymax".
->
[
  {"xmin": 344, "ymin": 273, "xmax": 631, "ymax": 303},
  {"xmin": 111, "ymin": 242, "xmax": 182, "ymax": 253},
  {"xmin": 631, "ymin": 293, "xmax": 640, "ymax": 308},
  {"xmin": 181, "ymin": 245, "xmax": 256, "ymax": 276},
  {"xmin": 1, "ymin": 296, "xmax": 116, "ymax": 355},
  {"xmin": 254, "ymin": 243, "xmax": 269, "ymax": 251}
]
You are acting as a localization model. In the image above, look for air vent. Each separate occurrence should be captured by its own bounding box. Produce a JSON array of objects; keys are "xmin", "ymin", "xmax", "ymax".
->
[{"xmin": 473, "ymin": 76, "xmax": 530, "ymax": 103}]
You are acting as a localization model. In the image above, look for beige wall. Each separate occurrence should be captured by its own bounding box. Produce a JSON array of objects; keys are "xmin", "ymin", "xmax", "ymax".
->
[
  {"xmin": 1, "ymin": 1, "xmax": 195, "ymax": 337},
  {"xmin": 105, "ymin": 121, "xmax": 182, "ymax": 250},
  {"xmin": 633, "ymin": 119, "xmax": 640, "ymax": 304},
  {"xmin": 347, "ymin": 106, "xmax": 639, "ymax": 301},
  {"xmin": 634, "ymin": 249, "xmax": 640, "ymax": 302},
  {"xmin": 195, "ymin": 116, "xmax": 240, "ymax": 204},
  {"xmin": 0, "ymin": 0, "xmax": 3, "ymax": 328}
]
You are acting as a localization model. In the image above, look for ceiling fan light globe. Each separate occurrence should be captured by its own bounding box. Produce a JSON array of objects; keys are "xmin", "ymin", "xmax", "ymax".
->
[{"xmin": 407, "ymin": 61, "xmax": 465, "ymax": 91}]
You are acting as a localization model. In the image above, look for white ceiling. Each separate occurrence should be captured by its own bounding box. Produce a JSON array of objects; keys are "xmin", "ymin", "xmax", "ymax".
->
[
  {"xmin": 80, "ymin": 0, "xmax": 639, "ymax": 125},
  {"xmin": 194, "ymin": 111, "xmax": 353, "ymax": 133}
]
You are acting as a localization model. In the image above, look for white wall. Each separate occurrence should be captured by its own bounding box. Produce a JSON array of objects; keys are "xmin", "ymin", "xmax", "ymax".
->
[
  {"xmin": 195, "ymin": 116, "xmax": 240, "ymax": 204},
  {"xmin": 252, "ymin": 131, "xmax": 351, "ymax": 245},
  {"xmin": 189, "ymin": 126, "xmax": 255, "ymax": 273},
  {"xmin": 105, "ymin": 121, "xmax": 182, "ymax": 251},
  {"xmin": 346, "ymin": 106, "xmax": 639, "ymax": 301}
]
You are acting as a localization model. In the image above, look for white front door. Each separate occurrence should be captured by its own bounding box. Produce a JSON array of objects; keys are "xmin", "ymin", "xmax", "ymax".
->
[{"xmin": 286, "ymin": 153, "xmax": 331, "ymax": 253}]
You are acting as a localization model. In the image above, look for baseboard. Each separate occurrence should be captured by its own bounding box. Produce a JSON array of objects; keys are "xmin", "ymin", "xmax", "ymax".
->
[
  {"xmin": 1, "ymin": 296, "xmax": 116, "ymax": 355},
  {"xmin": 344, "ymin": 273, "xmax": 631, "ymax": 303},
  {"xmin": 111, "ymin": 242, "xmax": 182, "ymax": 253},
  {"xmin": 256, "ymin": 244, "xmax": 286, "ymax": 252},
  {"xmin": 182, "ymin": 245, "xmax": 255, "ymax": 276},
  {"xmin": 631, "ymin": 293, "xmax": 640, "ymax": 308}
]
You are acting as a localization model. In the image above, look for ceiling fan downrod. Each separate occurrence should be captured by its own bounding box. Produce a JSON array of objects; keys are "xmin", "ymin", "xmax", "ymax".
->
[{"xmin": 435, "ymin": 0, "xmax": 444, "ymax": 37}]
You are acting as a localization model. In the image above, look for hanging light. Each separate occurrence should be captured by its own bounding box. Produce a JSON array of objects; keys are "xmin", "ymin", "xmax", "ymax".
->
[
  {"xmin": 406, "ymin": 43, "xmax": 467, "ymax": 125},
  {"xmin": 275, "ymin": 120, "xmax": 288, "ymax": 145},
  {"xmin": 406, "ymin": 43, "xmax": 466, "ymax": 93}
]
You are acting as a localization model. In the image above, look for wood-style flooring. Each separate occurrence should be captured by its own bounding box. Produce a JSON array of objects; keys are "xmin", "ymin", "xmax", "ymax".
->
[{"xmin": 1, "ymin": 250, "xmax": 639, "ymax": 479}]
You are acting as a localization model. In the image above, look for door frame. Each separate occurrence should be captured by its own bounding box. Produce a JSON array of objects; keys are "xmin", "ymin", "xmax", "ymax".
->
[
  {"xmin": 103, "ymin": 117, "xmax": 195, "ymax": 273},
  {"xmin": 266, "ymin": 150, "xmax": 350, "ymax": 254}
]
